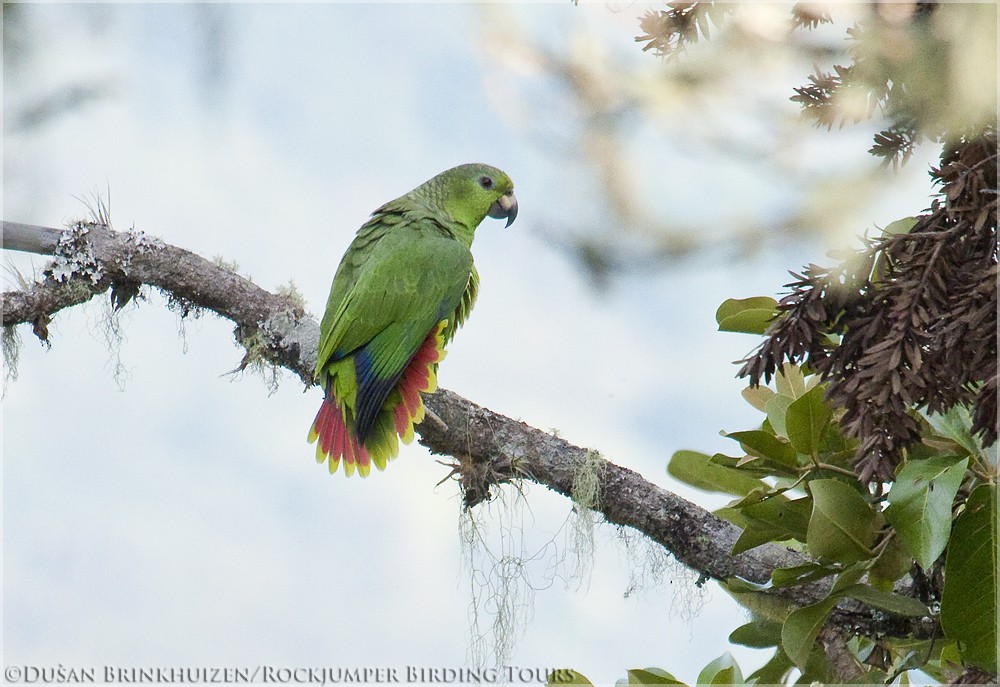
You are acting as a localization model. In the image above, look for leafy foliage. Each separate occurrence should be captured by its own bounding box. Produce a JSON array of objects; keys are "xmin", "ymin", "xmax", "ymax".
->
[
  {"xmin": 717, "ymin": 166, "xmax": 996, "ymax": 680},
  {"xmin": 564, "ymin": 356, "xmax": 994, "ymax": 684},
  {"xmin": 557, "ymin": 3, "xmax": 998, "ymax": 685},
  {"xmin": 639, "ymin": 3, "xmax": 996, "ymax": 168},
  {"xmin": 739, "ymin": 129, "xmax": 997, "ymax": 482},
  {"xmin": 940, "ymin": 485, "xmax": 997, "ymax": 673},
  {"xmin": 623, "ymin": 248, "xmax": 996, "ymax": 682},
  {"xmin": 789, "ymin": 3, "xmax": 832, "ymax": 31},
  {"xmin": 635, "ymin": 3, "xmax": 732, "ymax": 59},
  {"xmin": 792, "ymin": 2, "xmax": 989, "ymax": 167}
]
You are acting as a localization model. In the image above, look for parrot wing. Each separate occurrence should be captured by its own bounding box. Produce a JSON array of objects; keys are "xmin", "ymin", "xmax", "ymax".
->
[
  {"xmin": 316, "ymin": 224, "xmax": 474, "ymax": 441},
  {"xmin": 315, "ymin": 216, "xmax": 396, "ymax": 376}
]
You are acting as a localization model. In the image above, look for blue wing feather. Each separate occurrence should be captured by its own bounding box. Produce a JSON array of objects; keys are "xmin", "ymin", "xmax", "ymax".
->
[{"xmin": 353, "ymin": 346, "xmax": 406, "ymax": 442}]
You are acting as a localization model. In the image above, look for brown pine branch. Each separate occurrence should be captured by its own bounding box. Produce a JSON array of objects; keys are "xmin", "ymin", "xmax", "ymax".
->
[{"xmin": 2, "ymin": 219, "xmax": 937, "ymax": 640}]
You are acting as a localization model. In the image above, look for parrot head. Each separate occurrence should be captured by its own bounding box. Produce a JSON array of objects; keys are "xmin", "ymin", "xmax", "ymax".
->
[{"xmin": 416, "ymin": 163, "xmax": 517, "ymax": 235}]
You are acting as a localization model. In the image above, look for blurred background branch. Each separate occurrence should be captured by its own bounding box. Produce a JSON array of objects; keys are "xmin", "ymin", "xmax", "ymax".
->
[{"xmin": 472, "ymin": 2, "xmax": 995, "ymax": 286}]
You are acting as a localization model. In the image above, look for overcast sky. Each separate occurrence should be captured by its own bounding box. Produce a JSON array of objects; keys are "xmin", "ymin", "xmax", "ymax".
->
[{"xmin": 4, "ymin": 3, "xmax": 942, "ymax": 684}]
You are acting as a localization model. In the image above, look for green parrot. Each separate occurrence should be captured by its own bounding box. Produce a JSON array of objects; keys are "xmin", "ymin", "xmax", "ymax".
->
[{"xmin": 308, "ymin": 163, "xmax": 517, "ymax": 477}]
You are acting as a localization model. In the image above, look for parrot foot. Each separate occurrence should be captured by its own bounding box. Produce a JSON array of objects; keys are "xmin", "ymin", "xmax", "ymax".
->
[
  {"xmin": 433, "ymin": 453, "xmax": 497, "ymax": 508},
  {"xmin": 422, "ymin": 407, "xmax": 448, "ymax": 434},
  {"xmin": 434, "ymin": 458, "xmax": 463, "ymax": 487}
]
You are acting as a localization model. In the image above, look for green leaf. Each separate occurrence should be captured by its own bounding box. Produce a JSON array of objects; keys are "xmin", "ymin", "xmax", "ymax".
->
[
  {"xmin": 725, "ymin": 430, "xmax": 799, "ymax": 467},
  {"xmin": 781, "ymin": 597, "xmax": 838, "ymax": 672},
  {"xmin": 925, "ymin": 406, "xmax": 982, "ymax": 457},
  {"xmin": 869, "ymin": 535, "xmax": 914, "ymax": 588},
  {"xmin": 741, "ymin": 385, "xmax": 774, "ymax": 412},
  {"xmin": 729, "ymin": 619, "xmax": 783, "ymax": 648},
  {"xmin": 732, "ymin": 521, "xmax": 787, "ymax": 555},
  {"xmin": 726, "ymin": 486, "xmax": 779, "ymax": 509},
  {"xmin": 770, "ymin": 563, "xmax": 839, "ymax": 588},
  {"xmin": 774, "ymin": 363, "xmax": 807, "ymax": 399},
  {"xmin": 828, "ymin": 561, "xmax": 868, "ymax": 595},
  {"xmin": 925, "ymin": 641, "xmax": 965, "ymax": 682},
  {"xmin": 714, "ymin": 505, "xmax": 748, "ymax": 529},
  {"xmin": 626, "ymin": 668, "xmax": 685, "ymax": 686},
  {"xmin": 764, "ymin": 394, "xmax": 794, "ymax": 439},
  {"xmin": 817, "ymin": 422, "xmax": 851, "ymax": 455},
  {"xmin": 807, "ymin": 479, "xmax": 879, "ymax": 564},
  {"xmin": 746, "ymin": 649, "xmax": 793, "ymax": 685},
  {"xmin": 708, "ymin": 453, "xmax": 778, "ymax": 478},
  {"xmin": 882, "ymin": 216, "xmax": 918, "ymax": 235},
  {"xmin": 667, "ymin": 450, "xmax": 766, "ymax": 496},
  {"xmin": 716, "ymin": 297, "xmax": 778, "ymax": 334},
  {"xmin": 549, "ymin": 670, "xmax": 594, "ymax": 687},
  {"xmin": 819, "ymin": 448, "xmax": 857, "ymax": 470},
  {"xmin": 720, "ymin": 576, "xmax": 771, "ymax": 593},
  {"xmin": 731, "ymin": 495, "xmax": 812, "ymax": 555},
  {"xmin": 721, "ymin": 581, "xmax": 800, "ymax": 624},
  {"xmin": 799, "ymin": 644, "xmax": 839, "ymax": 683},
  {"xmin": 785, "ymin": 384, "xmax": 833, "ymax": 456},
  {"xmin": 884, "ymin": 456, "xmax": 968, "ymax": 569},
  {"xmin": 742, "ymin": 496, "xmax": 812, "ymax": 542},
  {"xmin": 941, "ymin": 484, "xmax": 997, "ymax": 672},
  {"xmin": 696, "ymin": 653, "xmax": 743, "ymax": 686},
  {"xmin": 735, "ymin": 456, "xmax": 791, "ymax": 477},
  {"xmin": 841, "ymin": 584, "xmax": 930, "ymax": 617}
]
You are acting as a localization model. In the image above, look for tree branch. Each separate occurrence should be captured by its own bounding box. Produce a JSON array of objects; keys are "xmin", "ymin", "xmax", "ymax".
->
[
  {"xmin": 2, "ymin": 221, "xmax": 318, "ymax": 382},
  {"xmin": 2, "ymin": 219, "xmax": 937, "ymax": 641}
]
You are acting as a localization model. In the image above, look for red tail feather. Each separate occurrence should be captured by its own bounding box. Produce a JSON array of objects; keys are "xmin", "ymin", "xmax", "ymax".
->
[
  {"xmin": 397, "ymin": 324, "xmax": 445, "ymax": 417},
  {"xmin": 394, "ymin": 402, "xmax": 410, "ymax": 437},
  {"xmin": 310, "ymin": 398, "xmax": 372, "ymax": 474}
]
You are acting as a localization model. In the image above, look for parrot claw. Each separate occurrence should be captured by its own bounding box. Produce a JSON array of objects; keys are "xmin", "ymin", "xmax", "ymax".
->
[{"xmin": 434, "ymin": 459, "xmax": 463, "ymax": 487}]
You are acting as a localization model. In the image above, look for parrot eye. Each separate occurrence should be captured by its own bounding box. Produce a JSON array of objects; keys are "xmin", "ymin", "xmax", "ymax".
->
[{"xmin": 478, "ymin": 175, "xmax": 494, "ymax": 190}]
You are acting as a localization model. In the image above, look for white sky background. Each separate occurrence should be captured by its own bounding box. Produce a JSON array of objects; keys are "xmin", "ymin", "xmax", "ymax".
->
[{"xmin": 4, "ymin": 3, "xmax": 943, "ymax": 683}]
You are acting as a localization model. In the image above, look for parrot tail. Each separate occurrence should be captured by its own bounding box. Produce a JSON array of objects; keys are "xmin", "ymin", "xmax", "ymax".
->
[
  {"xmin": 308, "ymin": 398, "xmax": 373, "ymax": 477},
  {"xmin": 307, "ymin": 320, "xmax": 448, "ymax": 478}
]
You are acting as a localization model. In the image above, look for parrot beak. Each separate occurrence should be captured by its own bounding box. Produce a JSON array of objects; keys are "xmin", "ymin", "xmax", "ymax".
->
[{"xmin": 488, "ymin": 191, "xmax": 518, "ymax": 228}]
